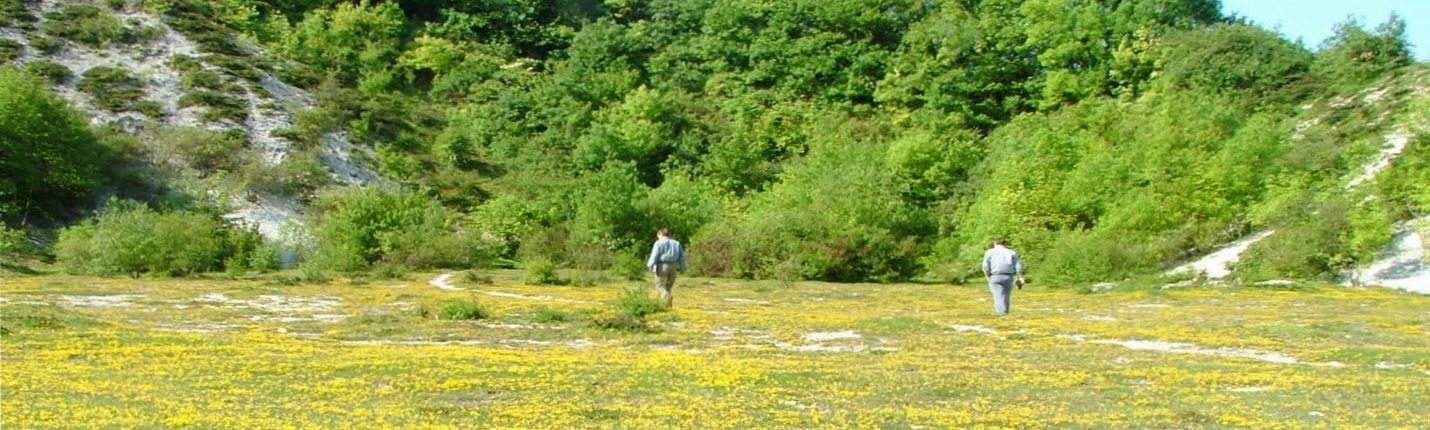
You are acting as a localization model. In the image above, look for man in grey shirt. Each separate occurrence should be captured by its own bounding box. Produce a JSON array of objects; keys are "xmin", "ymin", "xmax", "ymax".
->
[
  {"xmin": 981, "ymin": 237, "xmax": 1026, "ymax": 315},
  {"xmin": 646, "ymin": 228, "xmax": 686, "ymax": 308}
]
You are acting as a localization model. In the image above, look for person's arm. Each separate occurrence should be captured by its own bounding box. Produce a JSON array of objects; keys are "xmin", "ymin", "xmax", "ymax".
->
[
  {"xmin": 1014, "ymin": 252, "xmax": 1026, "ymax": 287},
  {"xmin": 646, "ymin": 242, "xmax": 660, "ymax": 271},
  {"xmin": 982, "ymin": 251, "xmax": 992, "ymax": 279},
  {"xmin": 677, "ymin": 243, "xmax": 687, "ymax": 271}
]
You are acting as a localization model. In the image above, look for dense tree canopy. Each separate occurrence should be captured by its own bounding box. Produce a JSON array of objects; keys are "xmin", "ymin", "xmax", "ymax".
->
[{"xmin": 4, "ymin": 0, "xmax": 1424, "ymax": 281}]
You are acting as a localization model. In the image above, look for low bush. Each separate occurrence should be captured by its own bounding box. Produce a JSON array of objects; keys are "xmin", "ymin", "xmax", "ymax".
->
[
  {"xmin": 461, "ymin": 270, "xmax": 494, "ymax": 285},
  {"xmin": 0, "ymin": 38, "xmax": 20, "ymax": 62},
  {"xmin": 612, "ymin": 253, "xmax": 648, "ymax": 281},
  {"xmin": 179, "ymin": 91, "xmax": 248, "ymax": 123},
  {"xmin": 522, "ymin": 258, "xmax": 562, "ymax": 285},
  {"xmin": 611, "ymin": 286, "xmax": 664, "ymax": 319},
  {"xmin": 77, "ymin": 66, "xmax": 155, "ymax": 116},
  {"xmin": 27, "ymin": 35, "xmax": 62, "ymax": 54},
  {"xmin": 23, "ymin": 60, "xmax": 71, "ymax": 84},
  {"xmin": 41, "ymin": 4, "xmax": 127, "ymax": 47},
  {"xmin": 439, "ymin": 300, "xmax": 489, "ymax": 320},
  {"xmin": 0, "ymin": 224, "xmax": 27, "ymax": 264},
  {"xmin": 590, "ymin": 312, "xmax": 646, "ymax": 331},
  {"xmin": 150, "ymin": 126, "xmax": 247, "ymax": 171},
  {"xmin": 304, "ymin": 187, "xmax": 499, "ymax": 271},
  {"xmin": 242, "ymin": 149, "xmax": 328, "ymax": 197},
  {"xmin": 530, "ymin": 307, "xmax": 573, "ymax": 323},
  {"xmin": 2, "ymin": 0, "xmax": 36, "ymax": 27},
  {"xmin": 53, "ymin": 199, "xmax": 274, "ymax": 276}
]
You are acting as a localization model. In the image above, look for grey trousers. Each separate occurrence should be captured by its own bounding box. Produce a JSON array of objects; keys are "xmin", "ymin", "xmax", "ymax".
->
[
  {"xmin": 988, "ymin": 275, "xmax": 1014, "ymax": 315},
  {"xmin": 652, "ymin": 263, "xmax": 678, "ymax": 308}
]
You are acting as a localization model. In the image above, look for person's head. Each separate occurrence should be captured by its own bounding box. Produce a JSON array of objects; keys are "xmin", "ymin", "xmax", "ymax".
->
[
  {"xmin": 993, "ymin": 237, "xmax": 1007, "ymax": 247},
  {"xmin": 657, "ymin": 228, "xmax": 670, "ymax": 239}
]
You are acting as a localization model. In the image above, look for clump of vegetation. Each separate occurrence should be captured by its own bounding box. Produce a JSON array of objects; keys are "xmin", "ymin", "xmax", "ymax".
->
[
  {"xmin": 2, "ymin": 0, "xmax": 37, "ymax": 28},
  {"xmin": 26, "ymin": 35, "xmax": 61, "ymax": 54},
  {"xmin": 461, "ymin": 269, "xmax": 494, "ymax": 285},
  {"xmin": 591, "ymin": 287, "xmax": 666, "ymax": 331},
  {"xmin": 303, "ymin": 187, "xmax": 499, "ymax": 272},
  {"xmin": 53, "ymin": 199, "xmax": 277, "ymax": 276},
  {"xmin": 0, "ymin": 223, "xmax": 27, "ymax": 266},
  {"xmin": 439, "ymin": 299, "xmax": 490, "ymax": 320},
  {"xmin": 178, "ymin": 91, "xmax": 248, "ymax": 123},
  {"xmin": 0, "ymin": 67, "xmax": 107, "ymax": 225},
  {"xmin": 41, "ymin": 4, "xmax": 127, "ymax": 47},
  {"xmin": 530, "ymin": 307, "xmax": 572, "ymax": 323},
  {"xmin": 522, "ymin": 258, "xmax": 562, "ymax": 285},
  {"xmin": 611, "ymin": 287, "xmax": 665, "ymax": 319},
  {"xmin": 148, "ymin": 126, "xmax": 247, "ymax": 172},
  {"xmin": 0, "ymin": 38, "xmax": 20, "ymax": 62},
  {"xmin": 76, "ymin": 66, "xmax": 160, "ymax": 117},
  {"xmin": 22, "ymin": 60, "xmax": 71, "ymax": 84}
]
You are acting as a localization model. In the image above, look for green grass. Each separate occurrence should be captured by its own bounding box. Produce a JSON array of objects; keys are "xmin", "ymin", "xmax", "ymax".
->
[{"xmin": 1, "ymin": 273, "xmax": 1426, "ymax": 428}]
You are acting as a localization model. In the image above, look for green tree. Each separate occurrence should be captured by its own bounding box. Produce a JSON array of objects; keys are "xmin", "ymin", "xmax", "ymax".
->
[{"xmin": 0, "ymin": 67, "xmax": 106, "ymax": 226}]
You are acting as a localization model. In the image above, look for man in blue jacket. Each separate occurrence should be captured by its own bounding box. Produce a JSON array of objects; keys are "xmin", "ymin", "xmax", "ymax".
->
[
  {"xmin": 981, "ymin": 237, "xmax": 1026, "ymax": 315},
  {"xmin": 646, "ymin": 228, "xmax": 687, "ymax": 308}
]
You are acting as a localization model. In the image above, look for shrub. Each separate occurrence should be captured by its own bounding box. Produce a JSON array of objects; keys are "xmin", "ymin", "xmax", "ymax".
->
[
  {"xmin": 150, "ymin": 126, "xmax": 247, "ymax": 171},
  {"xmin": 530, "ymin": 307, "xmax": 572, "ymax": 323},
  {"xmin": 590, "ymin": 312, "xmax": 646, "ymax": 331},
  {"xmin": 53, "ymin": 199, "xmax": 272, "ymax": 276},
  {"xmin": 2, "ymin": 0, "xmax": 36, "ymax": 27},
  {"xmin": 0, "ymin": 67, "xmax": 106, "ymax": 225},
  {"xmin": 305, "ymin": 187, "xmax": 495, "ymax": 271},
  {"xmin": 439, "ymin": 300, "xmax": 489, "ymax": 320},
  {"xmin": 41, "ymin": 4, "xmax": 127, "ymax": 47},
  {"xmin": 0, "ymin": 38, "xmax": 19, "ymax": 62},
  {"xmin": 23, "ymin": 60, "xmax": 72, "ymax": 84},
  {"xmin": 27, "ymin": 35, "xmax": 63, "ymax": 54},
  {"xmin": 523, "ymin": 258, "xmax": 561, "ymax": 285},
  {"xmin": 178, "ymin": 91, "xmax": 249, "ymax": 123},
  {"xmin": 76, "ymin": 66, "xmax": 151, "ymax": 115},
  {"xmin": 243, "ymin": 149, "xmax": 328, "ymax": 197},
  {"xmin": 460, "ymin": 270, "xmax": 493, "ymax": 285},
  {"xmin": 611, "ymin": 286, "xmax": 664, "ymax": 319},
  {"xmin": 612, "ymin": 253, "xmax": 648, "ymax": 281},
  {"xmin": 0, "ymin": 224, "xmax": 26, "ymax": 264}
]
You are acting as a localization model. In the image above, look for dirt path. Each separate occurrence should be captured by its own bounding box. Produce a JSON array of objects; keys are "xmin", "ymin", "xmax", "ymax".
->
[{"xmin": 428, "ymin": 272, "xmax": 597, "ymax": 304}]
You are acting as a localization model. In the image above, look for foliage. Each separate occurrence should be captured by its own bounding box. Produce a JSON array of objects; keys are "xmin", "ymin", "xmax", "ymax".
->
[
  {"xmin": 439, "ymin": 299, "xmax": 490, "ymax": 320},
  {"xmin": 22, "ymin": 60, "xmax": 71, "ymax": 84},
  {"xmin": 304, "ymin": 187, "xmax": 496, "ymax": 271},
  {"xmin": 41, "ymin": 4, "xmax": 129, "ymax": 47},
  {"xmin": 0, "ymin": 67, "xmax": 106, "ymax": 226},
  {"xmin": 0, "ymin": 222, "xmax": 26, "ymax": 264},
  {"xmin": 529, "ymin": 307, "xmax": 572, "ymax": 323},
  {"xmin": 6, "ymin": 0, "xmax": 1427, "ymax": 285},
  {"xmin": 522, "ymin": 258, "xmax": 561, "ymax": 285},
  {"xmin": 1312, "ymin": 15, "xmax": 1412, "ymax": 88},
  {"xmin": 77, "ymin": 66, "xmax": 160, "ymax": 117},
  {"xmin": 611, "ymin": 286, "xmax": 665, "ymax": 318},
  {"xmin": 53, "ymin": 199, "xmax": 273, "ymax": 276},
  {"xmin": 0, "ymin": 38, "xmax": 19, "ymax": 62}
]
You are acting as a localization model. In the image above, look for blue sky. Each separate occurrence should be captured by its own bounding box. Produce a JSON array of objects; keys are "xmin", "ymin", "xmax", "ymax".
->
[{"xmin": 1221, "ymin": 0, "xmax": 1428, "ymax": 61}]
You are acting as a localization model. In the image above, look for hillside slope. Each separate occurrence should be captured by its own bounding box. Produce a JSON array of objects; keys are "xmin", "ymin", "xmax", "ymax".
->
[{"xmin": 2, "ymin": 0, "xmax": 377, "ymax": 239}]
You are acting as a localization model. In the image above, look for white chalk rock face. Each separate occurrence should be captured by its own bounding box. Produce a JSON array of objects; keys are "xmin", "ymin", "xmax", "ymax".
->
[{"xmin": 1347, "ymin": 218, "xmax": 1430, "ymax": 294}]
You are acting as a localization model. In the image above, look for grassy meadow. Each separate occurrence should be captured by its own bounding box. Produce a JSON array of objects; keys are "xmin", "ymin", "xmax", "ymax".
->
[{"xmin": 1, "ymin": 273, "xmax": 1427, "ymax": 428}]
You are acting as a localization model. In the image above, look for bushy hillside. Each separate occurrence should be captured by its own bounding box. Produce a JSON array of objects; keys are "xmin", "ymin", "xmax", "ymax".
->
[{"xmin": 1, "ymin": 0, "xmax": 1425, "ymax": 288}]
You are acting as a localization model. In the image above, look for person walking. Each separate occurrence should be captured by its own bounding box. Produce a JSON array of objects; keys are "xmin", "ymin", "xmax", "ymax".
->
[
  {"xmin": 981, "ymin": 237, "xmax": 1026, "ymax": 315},
  {"xmin": 646, "ymin": 228, "xmax": 686, "ymax": 308}
]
